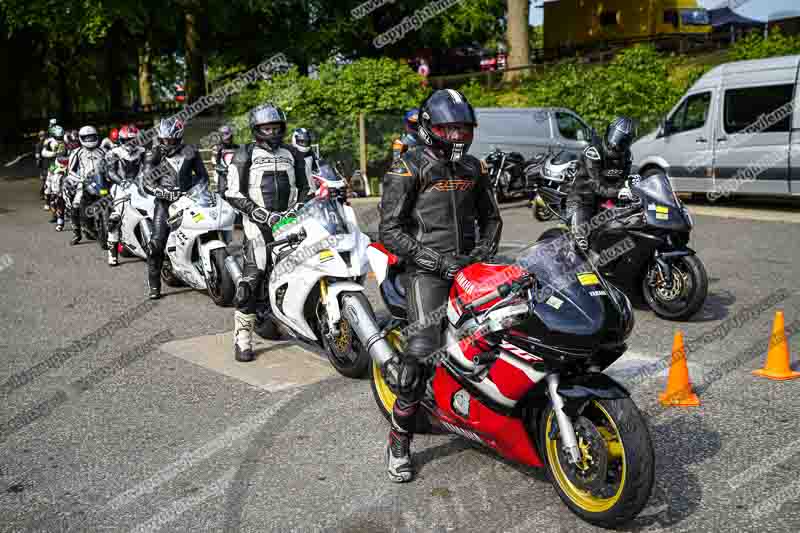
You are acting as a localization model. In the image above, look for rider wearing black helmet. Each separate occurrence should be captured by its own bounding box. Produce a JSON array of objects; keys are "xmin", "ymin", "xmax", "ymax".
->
[
  {"xmin": 566, "ymin": 116, "xmax": 639, "ymax": 250},
  {"xmin": 141, "ymin": 117, "xmax": 209, "ymax": 299},
  {"xmin": 223, "ymin": 103, "xmax": 309, "ymax": 363},
  {"xmin": 379, "ymin": 89, "xmax": 503, "ymax": 483}
]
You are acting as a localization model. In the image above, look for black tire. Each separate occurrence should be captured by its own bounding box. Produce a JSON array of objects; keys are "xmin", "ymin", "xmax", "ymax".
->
[
  {"xmin": 325, "ymin": 292, "xmax": 373, "ymax": 379},
  {"xmin": 160, "ymin": 257, "xmax": 183, "ymax": 287},
  {"xmin": 208, "ymin": 248, "xmax": 235, "ymax": 307},
  {"xmin": 642, "ymin": 254, "xmax": 708, "ymax": 321},
  {"xmin": 538, "ymin": 398, "xmax": 655, "ymax": 529}
]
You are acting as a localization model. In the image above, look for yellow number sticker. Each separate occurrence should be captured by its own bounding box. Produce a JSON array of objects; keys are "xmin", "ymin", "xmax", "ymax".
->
[{"xmin": 577, "ymin": 273, "xmax": 600, "ymax": 286}]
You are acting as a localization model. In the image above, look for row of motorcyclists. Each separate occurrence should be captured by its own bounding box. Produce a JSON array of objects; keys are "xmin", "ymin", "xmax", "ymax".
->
[{"xmin": 38, "ymin": 89, "xmax": 643, "ymax": 484}]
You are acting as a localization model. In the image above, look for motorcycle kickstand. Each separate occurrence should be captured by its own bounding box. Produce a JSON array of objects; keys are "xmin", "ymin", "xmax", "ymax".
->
[{"xmin": 545, "ymin": 373, "xmax": 582, "ymax": 464}]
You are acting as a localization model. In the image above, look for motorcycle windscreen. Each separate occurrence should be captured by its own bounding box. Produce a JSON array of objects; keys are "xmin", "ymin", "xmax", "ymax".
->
[
  {"xmin": 633, "ymin": 174, "xmax": 689, "ymax": 230},
  {"xmin": 633, "ymin": 173, "xmax": 679, "ymax": 208},
  {"xmin": 298, "ymin": 197, "xmax": 349, "ymax": 236},
  {"xmin": 186, "ymin": 181, "xmax": 214, "ymax": 207},
  {"xmin": 515, "ymin": 238, "xmax": 628, "ymax": 349}
]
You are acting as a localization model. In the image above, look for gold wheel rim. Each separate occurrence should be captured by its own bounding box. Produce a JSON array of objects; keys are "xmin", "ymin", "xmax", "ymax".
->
[
  {"xmin": 372, "ymin": 328, "xmax": 404, "ymax": 415},
  {"xmin": 545, "ymin": 401, "xmax": 626, "ymax": 513},
  {"xmin": 373, "ymin": 360, "xmax": 397, "ymax": 414}
]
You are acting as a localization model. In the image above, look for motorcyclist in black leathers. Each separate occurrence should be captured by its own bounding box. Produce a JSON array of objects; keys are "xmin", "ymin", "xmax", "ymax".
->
[
  {"xmin": 142, "ymin": 117, "xmax": 209, "ymax": 299},
  {"xmin": 565, "ymin": 116, "xmax": 639, "ymax": 250},
  {"xmin": 379, "ymin": 89, "xmax": 503, "ymax": 483},
  {"xmin": 223, "ymin": 103, "xmax": 309, "ymax": 363}
]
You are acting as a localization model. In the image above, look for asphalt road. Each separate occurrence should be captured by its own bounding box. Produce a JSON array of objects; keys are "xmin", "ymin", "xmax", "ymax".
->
[{"xmin": 1, "ymin": 177, "xmax": 799, "ymax": 533}]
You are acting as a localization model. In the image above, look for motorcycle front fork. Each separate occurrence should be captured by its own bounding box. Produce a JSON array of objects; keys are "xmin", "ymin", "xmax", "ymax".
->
[{"xmin": 546, "ymin": 373, "xmax": 582, "ymax": 464}]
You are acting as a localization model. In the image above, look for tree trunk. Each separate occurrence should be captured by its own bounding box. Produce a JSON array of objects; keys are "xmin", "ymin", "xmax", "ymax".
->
[
  {"xmin": 504, "ymin": 0, "xmax": 530, "ymax": 83},
  {"xmin": 138, "ymin": 30, "xmax": 153, "ymax": 107},
  {"xmin": 184, "ymin": 9, "xmax": 207, "ymax": 103},
  {"xmin": 106, "ymin": 26, "xmax": 123, "ymax": 112}
]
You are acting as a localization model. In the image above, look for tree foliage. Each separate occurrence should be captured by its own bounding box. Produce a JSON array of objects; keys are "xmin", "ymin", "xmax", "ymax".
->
[
  {"xmin": 230, "ymin": 58, "xmax": 429, "ymax": 174},
  {"xmin": 729, "ymin": 27, "xmax": 800, "ymax": 62}
]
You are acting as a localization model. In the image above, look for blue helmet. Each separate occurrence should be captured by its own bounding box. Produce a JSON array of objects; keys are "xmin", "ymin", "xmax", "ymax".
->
[{"xmin": 404, "ymin": 109, "xmax": 419, "ymax": 131}]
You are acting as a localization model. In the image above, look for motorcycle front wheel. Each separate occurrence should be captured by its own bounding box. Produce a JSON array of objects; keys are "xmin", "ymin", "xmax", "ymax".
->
[
  {"xmin": 642, "ymin": 255, "xmax": 708, "ymax": 321},
  {"xmin": 539, "ymin": 398, "xmax": 654, "ymax": 528},
  {"xmin": 160, "ymin": 257, "xmax": 184, "ymax": 287},
  {"xmin": 207, "ymin": 249, "xmax": 235, "ymax": 306},
  {"xmin": 369, "ymin": 324, "xmax": 406, "ymax": 421},
  {"xmin": 323, "ymin": 292, "xmax": 373, "ymax": 379}
]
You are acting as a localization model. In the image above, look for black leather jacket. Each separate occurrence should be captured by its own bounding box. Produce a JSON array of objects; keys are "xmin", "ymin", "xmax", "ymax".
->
[
  {"xmin": 569, "ymin": 143, "xmax": 632, "ymax": 201},
  {"xmin": 142, "ymin": 144, "xmax": 209, "ymax": 195},
  {"xmin": 379, "ymin": 146, "xmax": 503, "ymax": 273}
]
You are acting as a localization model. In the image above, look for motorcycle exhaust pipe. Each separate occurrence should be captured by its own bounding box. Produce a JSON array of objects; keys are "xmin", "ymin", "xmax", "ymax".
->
[
  {"xmin": 225, "ymin": 255, "xmax": 243, "ymax": 286},
  {"xmin": 340, "ymin": 293, "xmax": 396, "ymax": 367}
]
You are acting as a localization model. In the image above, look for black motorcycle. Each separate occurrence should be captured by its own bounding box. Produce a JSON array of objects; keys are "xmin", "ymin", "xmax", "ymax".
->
[
  {"xmin": 537, "ymin": 173, "xmax": 708, "ymax": 321},
  {"xmin": 485, "ymin": 148, "xmax": 533, "ymax": 203}
]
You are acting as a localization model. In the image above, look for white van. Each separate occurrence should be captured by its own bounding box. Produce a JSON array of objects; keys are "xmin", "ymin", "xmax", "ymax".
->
[
  {"xmin": 631, "ymin": 54, "xmax": 800, "ymax": 197},
  {"xmin": 471, "ymin": 107, "xmax": 594, "ymax": 160}
]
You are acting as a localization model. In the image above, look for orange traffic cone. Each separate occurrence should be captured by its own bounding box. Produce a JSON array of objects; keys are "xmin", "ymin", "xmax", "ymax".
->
[
  {"xmin": 660, "ymin": 331, "xmax": 700, "ymax": 407},
  {"xmin": 753, "ymin": 311, "xmax": 800, "ymax": 381}
]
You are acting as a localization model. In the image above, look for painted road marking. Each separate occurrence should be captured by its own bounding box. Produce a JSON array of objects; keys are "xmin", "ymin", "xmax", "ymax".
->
[{"xmin": 160, "ymin": 333, "xmax": 337, "ymax": 392}]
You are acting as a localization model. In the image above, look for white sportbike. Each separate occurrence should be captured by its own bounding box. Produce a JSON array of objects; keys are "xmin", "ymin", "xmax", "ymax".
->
[
  {"xmin": 226, "ymin": 165, "xmax": 376, "ymax": 378},
  {"xmin": 162, "ymin": 182, "xmax": 237, "ymax": 306},
  {"xmin": 113, "ymin": 178, "xmax": 155, "ymax": 260}
]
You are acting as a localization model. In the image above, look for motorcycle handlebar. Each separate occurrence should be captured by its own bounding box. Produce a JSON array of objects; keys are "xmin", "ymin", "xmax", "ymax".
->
[
  {"xmin": 463, "ymin": 274, "xmax": 534, "ymax": 311},
  {"xmin": 264, "ymin": 231, "xmax": 304, "ymax": 250}
]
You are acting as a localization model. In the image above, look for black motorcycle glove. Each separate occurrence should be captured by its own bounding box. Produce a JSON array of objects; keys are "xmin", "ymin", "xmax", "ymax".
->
[{"xmin": 440, "ymin": 254, "xmax": 473, "ymax": 281}]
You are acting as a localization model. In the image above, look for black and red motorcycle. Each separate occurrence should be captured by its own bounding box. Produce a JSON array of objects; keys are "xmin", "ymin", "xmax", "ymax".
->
[{"xmin": 346, "ymin": 236, "xmax": 655, "ymax": 528}]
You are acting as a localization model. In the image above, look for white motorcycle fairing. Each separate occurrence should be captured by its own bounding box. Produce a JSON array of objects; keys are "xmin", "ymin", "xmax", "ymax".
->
[
  {"xmin": 117, "ymin": 180, "xmax": 155, "ymax": 260},
  {"xmin": 265, "ymin": 195, "xmax": 371, "ymax": 342},
  {"xmin": 165, "ymin": 185, "xmax": 236, "ymax": 290}
]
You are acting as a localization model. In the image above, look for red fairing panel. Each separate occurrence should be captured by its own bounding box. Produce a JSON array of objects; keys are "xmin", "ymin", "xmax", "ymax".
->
[
  {"xmin": 431, "ymin": 366, "xmax": 542, "ymax": 467},
  {"xmin": 489, "ymin": 358, "xmax": 536, "ymax": 403},
  {"xmin": 450, "ymin": 263, "xmax": 527, "ymax": 313}
]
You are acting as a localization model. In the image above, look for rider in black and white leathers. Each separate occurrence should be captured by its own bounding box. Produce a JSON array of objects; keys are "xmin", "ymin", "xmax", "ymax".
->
[
  {"xmin": 67, "ymin": 126, "xmax": 107, "ymax": 245},
  {"xmin": 223, "ymin": 103, "xmax": 309, "ymax": 363},
  {"xmin": 105, "ymin": 124, "xmax": 145, "ymax": 266},
  {"xmin": 141, "ymin": 118, "xmax": 209, "ymax": 299}
]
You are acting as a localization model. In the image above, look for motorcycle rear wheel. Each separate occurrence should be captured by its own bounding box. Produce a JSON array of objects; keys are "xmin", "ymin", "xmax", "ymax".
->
[{"xmin": 539, "ymin": 398, "xmax": 654, "ymax": 528}]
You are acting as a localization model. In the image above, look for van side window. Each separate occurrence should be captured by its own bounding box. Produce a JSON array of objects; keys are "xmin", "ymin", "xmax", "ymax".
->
[
  {"xmin": 670, "ymin": 92, "xmax": 711, "ymax": 134},
  {"xmin": 556, "ymin": 112, "xmax": 589, "ymax": 141},
  {"xmin": 664, "ymin": 9, "xmax": 679, "ymax": 27},
  {"xmin": 723, "ymin": 85, "xmax": 794, "ymax": 134}
]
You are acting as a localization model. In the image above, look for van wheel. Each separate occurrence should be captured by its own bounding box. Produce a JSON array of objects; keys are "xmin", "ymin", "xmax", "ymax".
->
[{"xmin": 642, "ymin": 167, "xmax": 665, "ymax": 179}]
